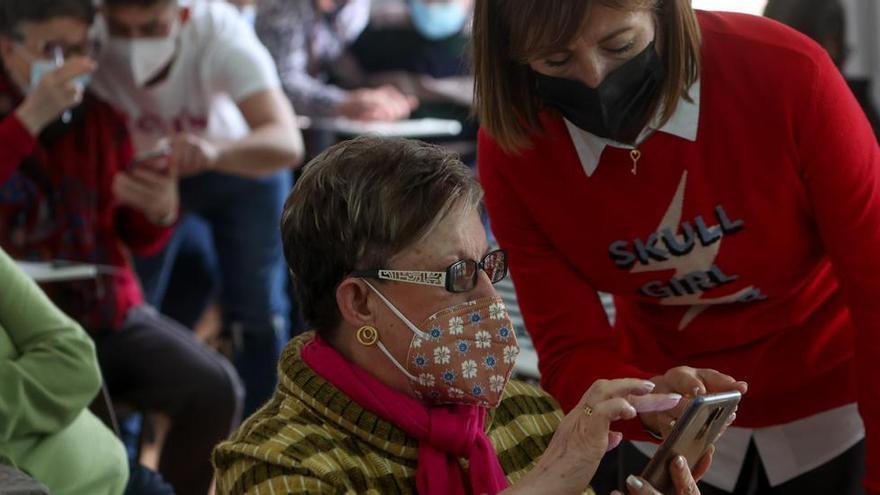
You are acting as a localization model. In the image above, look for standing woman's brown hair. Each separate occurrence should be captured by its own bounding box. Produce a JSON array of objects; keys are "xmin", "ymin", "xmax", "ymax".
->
[{"xmin": 472, "ymin": 0, "xmax": 702, "ymax": 152}]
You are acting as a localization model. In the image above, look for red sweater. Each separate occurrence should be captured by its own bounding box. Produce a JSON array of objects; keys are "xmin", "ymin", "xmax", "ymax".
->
[
  {"xmin": 479, "ymin": 11, "xmax": 880, "ymax": 491},
  {"xmin": 0, "ymin": 75, "xmax": 172, "ymax": 332}
]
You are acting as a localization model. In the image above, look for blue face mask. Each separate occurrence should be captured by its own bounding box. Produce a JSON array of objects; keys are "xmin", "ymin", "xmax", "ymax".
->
[
  {"xmin": 409, "ymin": 0, "xmax": 469, "ymax": 41},
  {"xmin": 29, "ymin": 59, "xmax": 91, "ymax": 93},
  {"xmin": 29, "ymin": 59, "xmax": 91, "ymax": 124}
]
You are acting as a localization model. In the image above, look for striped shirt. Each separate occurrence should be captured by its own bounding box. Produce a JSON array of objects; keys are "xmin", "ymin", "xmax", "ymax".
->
[{"xmin": 213, "ymin": 333, "xmax": 594, "ymax": 494}]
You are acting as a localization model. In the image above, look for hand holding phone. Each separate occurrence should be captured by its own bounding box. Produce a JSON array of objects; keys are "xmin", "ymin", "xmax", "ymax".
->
[
  {"xmin": 641, "ymin": 366, "xmax": 748, "ymax": 440},
  {"xmin": 640, "ymin": 391, "xmax": 741, "ymax": 493},
  {"xmin": 127, "ymin": 148, "xmax": 172, "ymax": 171},
  {"xmin": 115, "ymin": 146, "xmax": 179, "ymax": 225},
  {"xmin": 15, "ymin": 54, "xmax": 93, "ymax": 136},
  {"xmin": 53, "ymin": 47, "xmax": 73, "ymax": 124}
]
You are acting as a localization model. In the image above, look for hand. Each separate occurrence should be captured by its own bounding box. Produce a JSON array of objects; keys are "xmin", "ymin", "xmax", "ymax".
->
[
  {"xmin": 336, "ymin": 85, "xmax": 418, "ymax": 122},
  {"xmin": 641, "ymin": 367, "xmax": 747, "ymax": 438},
  {"xmin": 507, "ymin": 379, "xmax": 682, "ymax": 495},
  {"xmin": 112, "ymin": 159, "xmax": 179, "ymax": 225},
  {"xmin": 14, "ymin": 57, "xmax": 95, "ymax": 135},
  {"xmin": 612, "ymin": 448, "xmax": 713, "ymax": 495},
  {"xmin": 168, "ymin": 133, "xmax": 221, "ymax": 177}
]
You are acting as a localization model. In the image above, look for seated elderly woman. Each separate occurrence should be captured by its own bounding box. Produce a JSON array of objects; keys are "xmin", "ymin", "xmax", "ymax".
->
[{"xmin": 213, "ymin": 136, "xmax": 715, "ymax": 495}]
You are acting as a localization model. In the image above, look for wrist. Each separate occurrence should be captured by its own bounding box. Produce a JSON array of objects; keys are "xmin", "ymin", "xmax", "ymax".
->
[
  {"xmin": 206, "ymin": 140, "xmax": 226, "ymax": 172},
  {"xmin": 149, "ymin": 208, "xmax": 178, "ymax": 227},
  {"xmin": 509, "ymin": 473, "xmax": 584, "ymax": 495},
  {"xmin": 516, "ymin": 452, "xmax": 592, "ymax": 495},
  {"xmin": 504, "ymin": 469, "xmax": 546, "ymax": 495},
  {"xmin": 14, "ymin": 102, "xmax": 49, "ymax": 136}
]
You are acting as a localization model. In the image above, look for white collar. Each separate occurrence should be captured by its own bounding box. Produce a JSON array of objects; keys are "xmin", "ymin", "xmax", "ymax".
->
[{"xmin": 565, "ymin": 79, "xmax": 701, "ymax": 177}]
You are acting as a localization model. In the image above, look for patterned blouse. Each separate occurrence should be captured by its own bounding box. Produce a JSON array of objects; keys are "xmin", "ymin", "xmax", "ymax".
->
[{"xmin": 255, "ymin": 0, "xmax": 370, "ymax": 117}]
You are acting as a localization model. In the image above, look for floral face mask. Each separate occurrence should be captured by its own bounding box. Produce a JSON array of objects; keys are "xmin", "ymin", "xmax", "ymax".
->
[{"xmin": 364, "ymin": 280, "xmax": 520, "ymax": 408}]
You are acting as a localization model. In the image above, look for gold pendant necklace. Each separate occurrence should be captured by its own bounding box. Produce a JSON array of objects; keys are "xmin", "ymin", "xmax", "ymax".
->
[
  {"xmin": 628, "ymin": 127, "xmax": 655, "ymax": 176},
  {"xmin": 630, "ymin": 149, "xmax": 642, "ymax": 175}
]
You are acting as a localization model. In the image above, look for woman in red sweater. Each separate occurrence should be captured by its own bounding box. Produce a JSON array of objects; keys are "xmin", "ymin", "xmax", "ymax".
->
[{"xmin": 473, "ymin": 0, "xmax": 880, "ymax": 493}]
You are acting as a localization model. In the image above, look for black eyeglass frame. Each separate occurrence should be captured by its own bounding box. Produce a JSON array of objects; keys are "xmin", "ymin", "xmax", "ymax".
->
[{"xmin": 352, "ymin": 249, "xmax": 508, "ymax": 293}]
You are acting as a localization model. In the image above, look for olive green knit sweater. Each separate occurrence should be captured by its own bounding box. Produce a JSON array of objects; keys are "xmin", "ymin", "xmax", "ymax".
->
[{"xmin": 214, "ymin": 333, "xmax": 595, "ymax": 494}]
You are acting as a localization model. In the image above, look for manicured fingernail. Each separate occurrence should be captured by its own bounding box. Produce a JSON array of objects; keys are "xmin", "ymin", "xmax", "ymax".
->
[
  {"xmin": 627, "ymin": 475, "xmax": 644, "ymax": 489},
  {"xmin": 667, "ymin": 393, "xmax": 682, "ymax": 402},
  {"xmin": 643, "ymin": 381, "xmax": 656, "ymax": 391},
  {"xmin": 675, "ymin": 456, "xmax": 686, "ymax": 468}
]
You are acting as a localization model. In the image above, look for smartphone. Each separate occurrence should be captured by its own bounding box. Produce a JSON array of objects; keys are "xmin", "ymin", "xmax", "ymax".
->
[
  {"xmin": 127, "ymin": 148, "xmax": 171, "ymax": 171},
  {"xmin": 640, "ymin": 390, "xmax": 741, "ymax": 492},
  {"xmin": 47, "ymin": 46, "xmax": 91, "ymax": 124},
  {"xmin": 52, "ymin": 47, "xmax": 74, "ymax": 124}
]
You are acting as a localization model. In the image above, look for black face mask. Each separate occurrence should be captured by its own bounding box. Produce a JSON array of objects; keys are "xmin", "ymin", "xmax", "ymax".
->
[{"xmin": 534, "ymin": 42, "xmax": 665, "ymax": 143}]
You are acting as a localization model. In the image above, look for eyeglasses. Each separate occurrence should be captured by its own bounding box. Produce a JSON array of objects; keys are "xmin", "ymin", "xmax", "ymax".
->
[
  {"xmin": 353, "ymin": 249, "xmax": 508, "ymax": 293},
  {"xmin": 13, "ymin": 36, "xmax": 100, "ymax": 60}
]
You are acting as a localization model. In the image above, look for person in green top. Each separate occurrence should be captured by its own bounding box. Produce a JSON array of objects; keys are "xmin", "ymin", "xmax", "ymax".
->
[{"xmin": 0, "ymin": 247, "xmax": 129, "ymax": 495}]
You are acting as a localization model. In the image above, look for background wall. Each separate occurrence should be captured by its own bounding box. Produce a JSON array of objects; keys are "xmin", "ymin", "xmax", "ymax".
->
[
  {"xmin": 692, "ymin": 0, "xmax": 768, "ymax": 14},
  {"xmin": 695, "ymin": 0, "xmax": 878, "ymax": 112},
  {"xmin": 840, "ymin": 0, "xmax": 879, "ymax": 109}
]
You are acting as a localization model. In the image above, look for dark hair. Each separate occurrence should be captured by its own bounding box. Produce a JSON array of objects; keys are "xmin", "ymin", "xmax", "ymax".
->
[
  {"xmin": 0, "ymin": 0, "xmax": 95, "ymax": 36},
  {"xmin": 472, "ymin": 0, "xmax": 701, "ymax": 153},
  {"xmin": 280, "ymin": 136, "xmax": 483, "ymax": 340},
  {"xmin": 764, "ymin": 0, "xmax": 847, "ymax": 67}
]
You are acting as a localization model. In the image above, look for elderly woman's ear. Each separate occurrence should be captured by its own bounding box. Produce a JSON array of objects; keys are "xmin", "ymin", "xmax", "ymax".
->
[{"xmin": 336, "ymin": 278, "xmax": 378, "ymax": 330}]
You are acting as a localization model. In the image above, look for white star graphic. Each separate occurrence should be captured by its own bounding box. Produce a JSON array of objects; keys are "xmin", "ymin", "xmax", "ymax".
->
[{"xmin": 631, "ymin": 170, "xmax": 755, "ymax": 330}]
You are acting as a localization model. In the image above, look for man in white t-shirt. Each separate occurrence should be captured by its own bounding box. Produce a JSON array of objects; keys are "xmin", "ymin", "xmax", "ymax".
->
[{"xmin": 91, "ymin": 0, "xmax": 304, "ymax": 416}]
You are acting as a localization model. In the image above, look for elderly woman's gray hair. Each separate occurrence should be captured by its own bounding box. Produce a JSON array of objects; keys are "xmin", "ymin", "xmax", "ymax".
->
[{"xmin": 281, "ymin": 136, "xmax": 484, "ymax": 340}]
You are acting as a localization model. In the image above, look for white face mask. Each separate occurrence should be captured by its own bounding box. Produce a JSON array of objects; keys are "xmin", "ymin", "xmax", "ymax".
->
[{"xmin": 105, "ymin": 20, "xmax": 179, "ymax": 87}]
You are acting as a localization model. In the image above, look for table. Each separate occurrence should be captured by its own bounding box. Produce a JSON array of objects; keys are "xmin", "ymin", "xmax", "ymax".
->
[
  {"xmin": 15, "ymin": 261, "xmax": 101, "ymax": 283},
  {"xmin": 298, "ymin": 116, "xmax": 463, "ymax": 139}
]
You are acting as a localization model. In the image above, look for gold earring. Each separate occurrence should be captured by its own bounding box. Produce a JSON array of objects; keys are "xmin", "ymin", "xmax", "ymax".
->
[{"xmin": 356, "ymin": 325, "xmax": 379, "ymax": 346}]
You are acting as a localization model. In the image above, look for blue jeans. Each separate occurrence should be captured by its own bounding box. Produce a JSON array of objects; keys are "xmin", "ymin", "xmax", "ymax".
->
[{"xmin": 135, "ymin": 171, "xmax": 292, "ymax": 416}]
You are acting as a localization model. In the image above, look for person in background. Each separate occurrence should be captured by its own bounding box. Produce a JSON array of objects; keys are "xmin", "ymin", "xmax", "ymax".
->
[
  {"xmin": 0, "ymin": 246, "xmax": 128, "ymax": 495},
  {"xmin": 213, "ymin": 136, "xmax": 715, "ymax": 495},
  {"xmin": 340, "ymin": 0, "xmax": 477, "ymax": 159},
  {"xmin": 0, "ymin": 0, "xmax": 244, "ymax": 492},
  {"xmin": 764, "ymin": 0, "xmax": 880, "ymax": 140},
  {"xmin": 92, "ymin": 0, "xmax": 305, "ymax": 418},
  {"xmin": 473, "ymin": 0, "xmax": 878, "ymax": 492},
  {"xmin": 255, "ymin": 0, "xmax": 416, "ymax": 121}
]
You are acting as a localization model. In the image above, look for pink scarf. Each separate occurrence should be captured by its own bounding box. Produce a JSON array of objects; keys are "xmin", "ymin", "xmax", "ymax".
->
[{"xmin": 301, "ymin": 336, "xmax": 509, "ymax": 495}]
